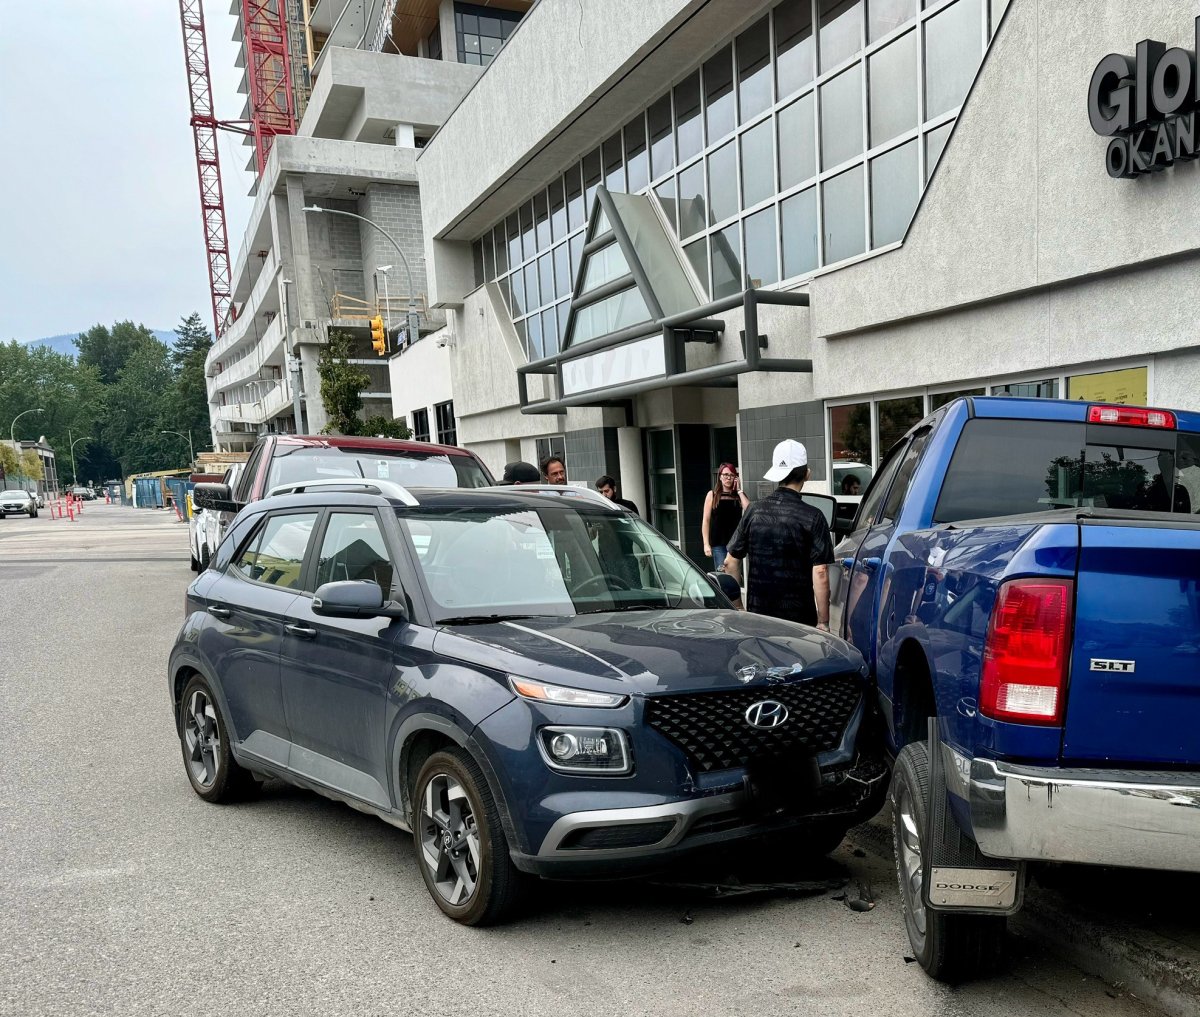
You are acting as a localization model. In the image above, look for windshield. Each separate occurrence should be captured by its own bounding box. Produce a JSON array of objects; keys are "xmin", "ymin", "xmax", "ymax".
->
[
  {"xmin": 397, "ymin": 502, "xmax": 723, "ymax": 620},
  {"xmin": 833, "ymin": 462, "xmax": 872, "ymax": 497},
  {"xmin": 266, "ymin": 446, "xmax": 491, "ymax": 493},
  {"xmin": 1, "ymin": 490, "xmax": 29, "ymax": 497}
]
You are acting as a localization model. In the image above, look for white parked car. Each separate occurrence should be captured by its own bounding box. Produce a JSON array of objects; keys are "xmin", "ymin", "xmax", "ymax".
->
[
  {"xmin": 189, "ymin": 463, "xmax": 241, "ymax": 571},
  {"xmin": 0, "ymin": 489, "xmax": 38, "ymax": 518}
]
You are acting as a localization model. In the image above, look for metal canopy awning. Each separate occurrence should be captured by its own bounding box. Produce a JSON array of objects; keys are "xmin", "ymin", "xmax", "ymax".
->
[{"xmin": 518, "ymin": 186, "xmax": 811, "ymax": 415}]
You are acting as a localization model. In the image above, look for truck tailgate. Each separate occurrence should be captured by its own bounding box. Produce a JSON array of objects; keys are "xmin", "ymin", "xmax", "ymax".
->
[{"xmin": 1064, "ymin": 520, "xmax": 1200, "ymax": 765}]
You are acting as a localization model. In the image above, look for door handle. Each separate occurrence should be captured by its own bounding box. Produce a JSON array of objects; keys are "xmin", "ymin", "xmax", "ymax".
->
[
  {"xmin": 208, "ymin": 605, "xmax": 231, "ymax": 619},
  {"xmin": 860, "ymin": 557, "xmax": 882, "ymax": 574},
  {"xmin": 286, "ymin": 623, "xmax": 317, "ymax": 639}
]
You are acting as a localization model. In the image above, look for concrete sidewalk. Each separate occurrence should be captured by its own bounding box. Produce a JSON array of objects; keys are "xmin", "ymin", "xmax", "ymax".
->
[{"xmin": 849, "ymin": 811, "xmax": 1200, "ymax": 1017}]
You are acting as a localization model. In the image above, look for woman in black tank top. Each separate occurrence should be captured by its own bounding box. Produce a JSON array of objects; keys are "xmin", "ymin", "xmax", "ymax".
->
[{"xmin": 702, "ymin": 462, "xmax": 750, "ymax": 570}]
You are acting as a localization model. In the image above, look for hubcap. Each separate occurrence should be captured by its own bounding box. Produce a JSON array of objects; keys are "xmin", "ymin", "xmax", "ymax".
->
[
  {"xmin": 183, "ymin": 689, "xmax": 222, "ymax": 788},
  {"xmin": 419, "ymin": 773, "xmax": 481, "ymax": 906},
  {"xmin": 896, "ymin": 783, "xmax": 927, "ymax": 936}
]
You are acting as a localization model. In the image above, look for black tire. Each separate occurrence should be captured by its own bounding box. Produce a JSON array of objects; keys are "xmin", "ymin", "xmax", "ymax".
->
[
  {"xmin": 412, "ymin": 748, "xmax": 527, "ymax": 926},
  {"xmin": 891, "ymin": 741, "xmax": 1007, "ymax": 982},
  {"xmin": 29, "ymin": 507, "xmax": 37, "ymax": 518},
  {"xmin": 189, "ymin": 548, "xmax": 200, "ymax": 572},
  {"xmin": 199, "ymin": 542, "xmax": 211, "ymax": 571},
  {"xmin": 178, "ymin": 674, "xmax": 258, "ymax": 803}
]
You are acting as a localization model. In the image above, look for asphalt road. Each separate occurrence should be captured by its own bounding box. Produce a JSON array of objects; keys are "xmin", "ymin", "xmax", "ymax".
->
[{"xmin": 0, "ymin": 506, "xmax": 1162, "ymax": 1017}]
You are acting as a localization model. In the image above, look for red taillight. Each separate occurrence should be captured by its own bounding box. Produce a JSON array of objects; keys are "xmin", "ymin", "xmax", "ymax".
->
[
  {"xmin": 1087, "ymin": 404, "xmax": 1176, "ymax": 429},
  {"xmin": 980, "ymin": 578, "xmax": 1073, "ymax": 725}
]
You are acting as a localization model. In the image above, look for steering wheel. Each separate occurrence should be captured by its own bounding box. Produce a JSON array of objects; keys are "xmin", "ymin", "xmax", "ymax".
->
[{"xmin": 573, "ymin": 572, "xmax": 635, "ymax": 596}]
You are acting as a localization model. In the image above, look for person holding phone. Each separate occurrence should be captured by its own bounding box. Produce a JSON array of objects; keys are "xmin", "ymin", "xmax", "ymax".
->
[{"xmin": 702, "ymin": 462, "xmax": 750, "ymax": 570}]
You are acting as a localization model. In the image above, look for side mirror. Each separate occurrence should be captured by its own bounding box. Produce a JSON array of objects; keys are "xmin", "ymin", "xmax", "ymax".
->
[
  {"xmin": 707, "ymin": 571, "xmax": 742, "ymax": 603},
  {"xmin": 312, "ymin": 580, "xmax": 406, "ymax": 620},
  {"xmin": 193, "ymin": 482, "xmax": 241, "ymax": 514},
  {"xmin": 800, "ymin": 492, "xmax": 837, "ymax": 531}
]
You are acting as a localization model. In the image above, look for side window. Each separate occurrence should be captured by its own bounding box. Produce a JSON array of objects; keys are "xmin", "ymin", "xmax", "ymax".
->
[
  {"xmin": 316, "ymin": 512, "xmax": 395, "ymax": 595},
  {"xmin": 879, "ymin": 427, "xmax": 933, "ymax": 524},
  {"xmin": 234, "ymin": 443, "xmax": 265, "ymax": 502},
  {"xmin": 215, "ymin": 512, "xmax": 264, "ymax": 572},
  {"xmin": 233, "ymin": 512, "xmax": 318, "ymax": 589},
  {"xmin": 854, "ymin": 440, "xmax": 908, "ymax": 532}
]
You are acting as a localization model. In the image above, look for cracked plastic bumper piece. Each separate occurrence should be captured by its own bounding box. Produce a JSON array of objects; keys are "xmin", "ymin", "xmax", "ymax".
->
[{"xmin": 969, "ymin": 758, "xmax": 1200, "ymax": 872}]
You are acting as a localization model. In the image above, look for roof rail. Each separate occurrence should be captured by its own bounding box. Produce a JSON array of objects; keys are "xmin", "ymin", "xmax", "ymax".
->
[
  {"xmin": 483, "ymin": 483, "xmax": 619, "ymax": 508},
  {"xmin": 267, "ymin": 477, "xmax": 419, "ymax": 506}
]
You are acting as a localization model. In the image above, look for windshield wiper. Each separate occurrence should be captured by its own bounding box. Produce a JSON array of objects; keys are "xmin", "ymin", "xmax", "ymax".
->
[{"xmin": 436, "ymin": 613, "xmax": 536, "ymax": 626}]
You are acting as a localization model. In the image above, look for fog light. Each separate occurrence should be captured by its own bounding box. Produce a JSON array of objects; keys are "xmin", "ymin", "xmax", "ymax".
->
[{"xmin": 537, "ymin": 727, "xmax": 631, "ymax": 775}]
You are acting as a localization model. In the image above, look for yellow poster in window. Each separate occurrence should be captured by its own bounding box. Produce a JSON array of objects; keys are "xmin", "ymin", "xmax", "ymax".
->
[{"xmin": 1066, "ymin": 367, "xmax": 1147, "ymax": 406}]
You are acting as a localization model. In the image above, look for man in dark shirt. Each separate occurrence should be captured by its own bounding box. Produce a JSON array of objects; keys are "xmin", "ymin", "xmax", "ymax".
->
[
  {"xmin": 722, "ymin": 439, "xmax": 834, "ymax": 630},
  {"xmin": 594, "ymin": 474, "xmax": 639, "ymax": 515}
]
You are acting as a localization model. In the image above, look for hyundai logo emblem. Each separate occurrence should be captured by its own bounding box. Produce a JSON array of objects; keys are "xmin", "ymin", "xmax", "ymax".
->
[{"xmin": 744, "ymin": 700, "xmax": 789, "ymax": 729}]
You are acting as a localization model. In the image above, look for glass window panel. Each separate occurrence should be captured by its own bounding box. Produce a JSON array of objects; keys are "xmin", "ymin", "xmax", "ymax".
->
[
  {"xmin": 870, "ymin": 0, "xmax": 916, "ymax": 41},
  {"xmin": 653, "ymin": 473, "xmax": 678, "ymax": 507},
  {"xmin": 524, "ymin": 261, "xmax": 540, "ymax": 310},
  {"xmin": 710, "ymin": 222, "xmax": 743, "ymax": 299},
  {"xmin": 871, "ymin": 139, "xmax": 919, "ymax": 246},
  {"xmin": 462, "ymin": 50, "xmax": 481, "ymax": 66},
  {"xmin": 502, "ymin": 19, "xmax": 515, "ymax": 38},
  {"xmin": 509, "ymin": 262, "xmax": 525, "ymax": 316},
  {"xmin": 707, "ymin": 139, "xmax": 738, "ymax": 225},
  {"xmin": 737, "ymin": 16, "xmax": 772, "ymax": 123},
  {"xmin": 498, "ymin": 272, "xmax": 512, "ymax": 312},
  {"xmin": 781, "ymin": 186, "xmax": 819, "ymax": 278},
  {"xmin": 460, "ymin": 12, "xmax": 477, "ymax": 34},
  {"xmin": 925, "ymin": 121, "xmax": 953, "ymax": 180},
  {"xmin": 743, "ymin": 206, "xmax": 779, "ymax": 287},
  {"xmin": 494, "ymin": 224, "xmax": 508, "ymax": 276},
  {"xmin": 570, "ymin": 232, "xmax": 585, "ymax": 280},
  {"xmin": 471, "ymin": 239, "xmax": 484, "ymax": 285},
  {"xmin": 592, "ymin": 205, "xmax": 611, "ymax": 238},
  {"xmin": 704, "ymin": 47, "xmax": 735, "ymax": 143},
  {"xmin": 316, "ymin": 513, "xmax": 392, "ymax": 592},
  {"xmin": 463, "ymin": 33, "xmax": 480, "ymax": 53},
  {"xmin": 557, "ymin": 299, "xmax": 569, "ymax": 339},
  {"xmin": 819, "ymin": 0, "xmax": 864, "ymax": 72},
  {"xmin": 480, "ymin": 35, "xmax": 500, "ymax": 58},
  {"xmin": 513, "ymin": 316, "xmax": 526, "ymax": 351},
  {"xmin": 478, "ymin": 15, "xmax": 499, "ymax": 37},
  {"xmin": 878, "ymin": 395, "xmax": 924, "ymax": 454},
  {"xmin": 991, "ymin": 379, "xmax": 1059, "ymax": 399},
  {"xmin": 549, "ymin": 177, "xmax": 566, "ymax": 241},
  {"xmin": 648, "ymin": 94, "xmax": 674, "ymax": 179},
  {"xmin": 684, "ymin": 238, "xmax": 709, "ymax": 296},
  {"xmin": 655, "ymin": 176, "xmax": 678, "ymax": 235},
  {"xmin": 482, "ymin": 232, "xmax": 495, "ymax": 280},
  {"xmin": 822, "ymin": 164, "xmax": 866, "ymax": 264},
  {"xmin": 520, "ymin": 200, "xmax": 536, "ymax": 261},
  {"xmin": 603, "ymin": 132, "xmax": 625, "ymax": 194},
  {"xmin": 554, "ymin": 242, "xmax": 571, "ymax": 298},
  {"xmin": 674, "ymin": 72, "xmax": 704, "ymax": 163},
  {"xmin": 775, "ymin": 0, "xmax": 815, "ymax": 99},
  {"xmin": 677, "ymin": 160, "xmax": 707, "ymax": 238},
  {"xmin": 506, "ymin": 212, "xmax": 521, "ymax": 268},
  {"xmin": 581, "ymin": 242, "xmax": 630, "ymax": 293},
  {"xmin": 778, "ymin": 93, "xmax": 816, "ymax": 189},
  {"xmin": 821, "ymin": 64, "xmax": 863, "ymax": 168},
  {"xmin": 625, "ymin": 116, "xmax": 649, "ymax": 193},
  {"xmin": 926, "ymin": 0, "xmax": 983, "ymax": 119},
  {"xmin": 741, "ymin": 118, "xmax": 774, "ymax": 209},
  {"xmin": 570, "ymin": 287, "xmax": 651, "ymax": 344},
  {"xmin": 655, "ymin": 508, "xmax": 680, "ymax": 541},
  {"xmin": 566, "ymin": 163, "xmax": 585, "ymax": 231},
  {"xmin": 869, "ymin": 30, "xmax": 917, "ymax": 147},
  {"xmin": 533, "ymin": 190, "xmax": 550, "ymax": 249},
  {"xmin": 527, "ymin": 311, "xmax": 543, "ymax": 359},
  {"xmin": 583, "ymin": 148, "xmax": 602, "ymax": 214},
  {"xmin": 930, "ymin": 387, "xmax": 984, "ymax": 410},
  {"xmin": 830, "ymin": 402, "xmax": 872, "ymax": 463},
  {"xmin": 649, "ymin": 429, "xmax": 675, "ymax": 468},
  {"xmin": 538, "ymin": 253, "xmax": 554, "ymax": 304},
  {"xmin": 541, "ymin": 307, "xmax": 559, "ymax": 356}
]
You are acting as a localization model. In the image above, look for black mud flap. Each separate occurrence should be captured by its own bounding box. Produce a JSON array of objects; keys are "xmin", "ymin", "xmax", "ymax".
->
[{"xmin": 923, "ymin": 719, "xmax": 1024, "ymax": 916}]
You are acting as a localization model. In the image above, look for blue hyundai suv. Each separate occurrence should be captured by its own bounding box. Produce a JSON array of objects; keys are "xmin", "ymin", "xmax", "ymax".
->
[{"xmin": 169, "ymin": 481, "xmax": 886, "ymax": 925}]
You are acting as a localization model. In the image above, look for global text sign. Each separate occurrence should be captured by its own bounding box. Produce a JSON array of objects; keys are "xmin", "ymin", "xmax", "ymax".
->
[{"xmin": 1088, "ymin": 19, "xmax": 1200, "ymax": 178}]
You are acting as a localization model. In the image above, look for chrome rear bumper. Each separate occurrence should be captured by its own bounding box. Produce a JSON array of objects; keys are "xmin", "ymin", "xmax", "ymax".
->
[{"xmin": 969, "ymin": 758, "xmax": 1200, "ymax": 872}]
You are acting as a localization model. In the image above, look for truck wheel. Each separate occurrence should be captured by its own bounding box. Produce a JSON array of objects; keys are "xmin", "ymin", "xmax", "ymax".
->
[{"xmin": 891, "ymin": 741, "xmax": 1007, "ymax": 982}]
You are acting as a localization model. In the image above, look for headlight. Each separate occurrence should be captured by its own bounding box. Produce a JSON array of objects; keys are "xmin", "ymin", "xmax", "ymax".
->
[
  {"xmin": 536, "ymin": 726, "xmax": 631, "ymax": 775},
  {"xmin": 508, "ymin": 676, "xmax": 626, "ymax": 708}
]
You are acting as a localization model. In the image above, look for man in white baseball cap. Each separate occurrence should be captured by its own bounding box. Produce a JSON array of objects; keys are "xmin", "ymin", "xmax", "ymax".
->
[{"xmin": 722, "ymin": 439, "xmax": 834, "ymax": 630}]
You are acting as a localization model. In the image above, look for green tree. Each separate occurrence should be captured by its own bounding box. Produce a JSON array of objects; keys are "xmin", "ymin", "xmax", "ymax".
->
[
  {"xmin": 318, "ymin": 330, "xmax": 370, "ymax": 435},
  {"xmin": 172, "ymin": 312, "xmax": 213, "ymax": 441},
  {"xmin": 99, "ymin": 334, "xmax": 177, "ymax": 475},
  {"xmin": 75, "ymin": 321, "xmax": 161, "ymax": 385},
  {"xmin": 361, "ymin": 415, "xmax": 412, "ymax": 439},
  {"xmin": 19, "ymin": 449, "xmax": 44, "ymax": 482},
  {"xmin": 0, "ymin": 443, "xmax": 18, "ymax": 484}
]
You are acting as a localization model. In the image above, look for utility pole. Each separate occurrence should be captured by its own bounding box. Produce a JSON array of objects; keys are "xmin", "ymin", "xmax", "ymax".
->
[{"xmin": 282, "ymin": 277, "xmax": 306, "ymax": 432}]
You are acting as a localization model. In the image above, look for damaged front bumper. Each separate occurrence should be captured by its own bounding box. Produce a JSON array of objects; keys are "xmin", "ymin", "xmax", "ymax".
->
[{"xmin": 969, "ymin": 758, "xmax": 1200, "ymax": 873}]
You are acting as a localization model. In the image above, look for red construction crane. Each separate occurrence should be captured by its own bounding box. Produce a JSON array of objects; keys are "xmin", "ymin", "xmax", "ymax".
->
[{"xmin": 177, "ymin": 0, "xmax": 296, "ymax": 337}]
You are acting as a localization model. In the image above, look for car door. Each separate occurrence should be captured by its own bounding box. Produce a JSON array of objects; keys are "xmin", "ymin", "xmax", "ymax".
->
[
  {"xmin": 197, "ymin": 509, "xmax": 320, "ymax": 767},
  {"xmin": 279, "ymin": 508, "xmax": 404, "ymax": 809}
]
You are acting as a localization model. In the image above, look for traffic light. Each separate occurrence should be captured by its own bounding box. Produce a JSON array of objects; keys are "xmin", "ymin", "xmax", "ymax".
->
[{"xmin": 370, "ymin": 315, "xmax": 386, "ymax": 356}]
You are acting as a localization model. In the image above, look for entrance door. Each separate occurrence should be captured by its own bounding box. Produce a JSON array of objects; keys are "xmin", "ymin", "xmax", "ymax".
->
[{"xmin": 646, "ymin": 428, "xmax": 679, "ymax": 547}]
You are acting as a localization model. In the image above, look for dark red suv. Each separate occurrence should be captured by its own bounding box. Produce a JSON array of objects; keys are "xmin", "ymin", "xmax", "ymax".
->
[{"xmin": 194, "ymin": 434, "xmax": 493, "ymax": 520}]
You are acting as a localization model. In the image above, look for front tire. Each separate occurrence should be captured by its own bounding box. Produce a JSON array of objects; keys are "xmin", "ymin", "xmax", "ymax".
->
[
  {"xmin": 891, "ymin": 741, "xmax": 1007, "ymax": 982},
  {"xmin": 413, "ymin": 748, "xmax": 526, "ymax": 926},
  {"xmin": 199, "ymin": 542, "xmax": 211, "ymax": 571},
  {"xmin": 178, "ymin": 674, "xmax": 258, "ymax": 803}
]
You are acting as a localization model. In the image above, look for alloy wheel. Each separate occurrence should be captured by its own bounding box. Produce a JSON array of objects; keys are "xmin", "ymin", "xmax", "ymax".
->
[
  {"xmin": 896, "ymin": 782, "xmax": 927, "ymax": 937},
  {"xmin": 419, "ymin": 773, "xmax": 481, "ymax": 906},
  {"xmin": 184, "ymin": 689, "xmax": 222, "ymax": 788}
]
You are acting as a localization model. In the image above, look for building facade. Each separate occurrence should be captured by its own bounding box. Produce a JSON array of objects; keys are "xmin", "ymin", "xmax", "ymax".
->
[{"xmin": 415, "ymin": 0, "xmax": 1200, "ymax": 562}]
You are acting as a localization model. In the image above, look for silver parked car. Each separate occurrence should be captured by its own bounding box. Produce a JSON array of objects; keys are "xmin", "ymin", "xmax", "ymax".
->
[{"xmin": 0, "ymin": 490, "xmax": 38, "ymax": 518}]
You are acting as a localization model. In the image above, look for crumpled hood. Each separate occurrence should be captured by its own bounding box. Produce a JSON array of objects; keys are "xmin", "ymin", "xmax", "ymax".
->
[{"xmin": 433, "ymin": 609, "xmax": 866, "ymax": 696}]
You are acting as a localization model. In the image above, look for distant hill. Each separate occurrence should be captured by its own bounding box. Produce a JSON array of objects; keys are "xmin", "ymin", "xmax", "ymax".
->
[{"xmin": 19, "ymin": 330, "xmax": 178, "ymax": 358}]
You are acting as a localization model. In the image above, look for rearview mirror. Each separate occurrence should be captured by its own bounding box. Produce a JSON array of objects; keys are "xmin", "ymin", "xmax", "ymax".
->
[
  {"xmin": 193, "ymin": 482, "xmax": 240, "ymax": 514},
  {"xmin": 707, "ymin": 571, "xmax": 742, "ymax": 603},
  {"xmin": 312, "ymin": 580, "xmax": 406, "ymax": 620}
]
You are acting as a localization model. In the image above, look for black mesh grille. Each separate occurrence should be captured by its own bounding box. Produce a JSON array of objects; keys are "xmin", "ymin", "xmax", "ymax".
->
[
  {"xmin": 644, "ymin": 675, "xmax": 862, "ymax": 773},
  {"xmin": 560, "ymin": 821, "xmax": 676, "ymax": 850}
]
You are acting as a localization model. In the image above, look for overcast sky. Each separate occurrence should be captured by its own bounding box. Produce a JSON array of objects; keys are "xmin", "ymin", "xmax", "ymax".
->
[{"xmin": 0, "ymin": 2, "xmax": 255, "ymax": 343}]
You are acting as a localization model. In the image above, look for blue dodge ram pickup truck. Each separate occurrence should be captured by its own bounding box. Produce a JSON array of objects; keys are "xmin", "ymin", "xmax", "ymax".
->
[{"xmin": 830, "ymin": 396, "xmax": 1200, "ymax": 981}]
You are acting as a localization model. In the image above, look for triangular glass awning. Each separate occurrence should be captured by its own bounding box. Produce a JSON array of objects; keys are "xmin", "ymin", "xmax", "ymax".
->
[{"xmin": 561, "ymin": 187, "xmax": 703, "ymax": 352}]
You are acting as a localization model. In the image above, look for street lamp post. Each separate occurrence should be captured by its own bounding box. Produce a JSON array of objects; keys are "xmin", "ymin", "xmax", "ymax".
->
[
  {"xmin": 68, "ymin": 430, "xmax": 91, "ymax": 486},
  {"xmin": 161, "ymin": 429, "xmax": 196, "ymax": 465},
  {"xmin": 303, "ymin": 206, "xmax": 421, "ymax": 345},
  {"xmin": 9, "ymin": 407, "xmax": 43, "ymax": 485}
]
